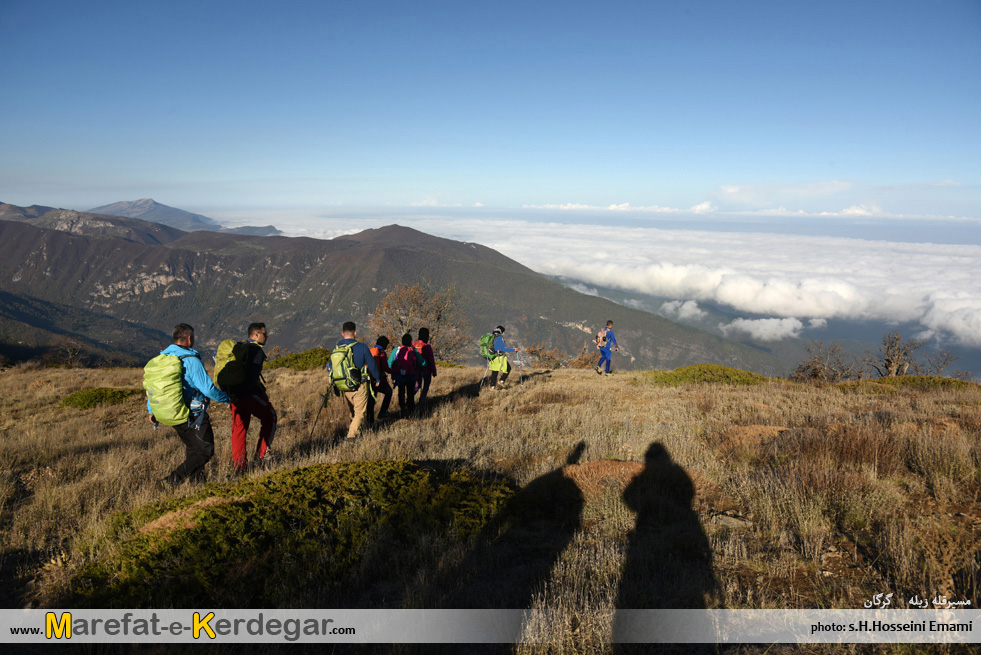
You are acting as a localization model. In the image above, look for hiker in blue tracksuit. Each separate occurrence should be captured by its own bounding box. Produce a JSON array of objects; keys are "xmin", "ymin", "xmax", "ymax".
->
[
  {"xmin": 489, "ymin": 325, "xmax": 518, "ymax": 389},
  {"xmin": 596, "ymin": 320, "xmax": 619, "ymax": 375},
  {"xmin": 147, "ymin": 323, "xmax": 230, "ymax": 485}
]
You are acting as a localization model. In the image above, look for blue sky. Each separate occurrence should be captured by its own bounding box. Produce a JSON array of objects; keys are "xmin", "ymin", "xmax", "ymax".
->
[
  {"xmin": 2, "ymin": 0, "xmax": 978, "ymax": 216},
  {"xmin": 1, "ymin": 1, "xmax": 979, "ymax": 349}
]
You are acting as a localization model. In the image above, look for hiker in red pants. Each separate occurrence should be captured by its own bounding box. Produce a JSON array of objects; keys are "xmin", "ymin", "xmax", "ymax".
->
[{"xmin": 228, "ymin": 323, "xmax": 277, "ymax": 472}]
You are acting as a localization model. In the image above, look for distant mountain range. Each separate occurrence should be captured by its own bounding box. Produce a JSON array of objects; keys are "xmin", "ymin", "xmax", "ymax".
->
[
  {"xmin": 0, "ymin": 202, "xmax": 786, "ymax": 373},
  {"xmin": 88, "ymin": 198, "xmax": 282, "ymax": 236}
]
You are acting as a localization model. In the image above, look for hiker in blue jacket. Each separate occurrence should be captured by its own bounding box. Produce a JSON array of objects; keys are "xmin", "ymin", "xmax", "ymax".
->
[
  {"xmin": 331, "ymin": 321, "xmax": 381, "ymax": 438},
  {"xmin": 488, "ymin": 325, "xmax": 518, "ymax": 390},
  {"xmin": 596, "ymin": 320, "xmax": 620, "ymax": 375},
  {"xmin": 147, "ymin": 323, "xmax": 230, "ymax": 486}
]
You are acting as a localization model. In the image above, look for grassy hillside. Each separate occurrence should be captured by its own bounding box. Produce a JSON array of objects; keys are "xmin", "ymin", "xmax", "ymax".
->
[{"xmin": 1, "ymin": 362, "xmax": 980, "ymax": 652}]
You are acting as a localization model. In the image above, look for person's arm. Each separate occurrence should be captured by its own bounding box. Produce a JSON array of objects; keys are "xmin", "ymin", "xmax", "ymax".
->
[
  {"xmin": 494, "ymin": 336, "xmax": 516, "ymax": 354},
  {"xmin": 423, "ymin": 344, "xmax": 437, "ymax": 375},
  {"xmin": 184, "ymin": 356, "xmax": 231, "ymax": 403},
  {"xmin": 608, "ymin": 330, "xmax": 619, "ymax": 349},
  {"xmin": 245, "ymin": 343, "xmax": 265, "ymax": 386},
  {"xmin": 358, "ymin": 344, "xmax": 380, "ymax": 383}
]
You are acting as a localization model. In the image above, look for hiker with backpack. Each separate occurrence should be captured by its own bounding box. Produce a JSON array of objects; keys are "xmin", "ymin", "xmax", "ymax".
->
[
  {"xmin": 219, "ymin": 322, "xmax": 277, "ymax": 473},
  {"xmin": 389, "ymin": 333, "xmax": 423, "ymax": 417},
  {"xmin": 487, "ymin": 325, "xmax": 518, "ymax": 390},
  {"xmin": 596, "ymin": 320, "xmax": 620, "ymax": 375},
  {"xmin": 328, "ymin": 322, "xmax": 380, "ymax": 440},
  {"xmin": 413, "ymin": 327, "xmax": 438, "ymax": 405},
  {"xmin": 367, "ymin": 335, "xmax": 394, "ymax": 425},
  {"xmin": 144, "ymin": 323, "xmax": 230, "ymax": 487}
]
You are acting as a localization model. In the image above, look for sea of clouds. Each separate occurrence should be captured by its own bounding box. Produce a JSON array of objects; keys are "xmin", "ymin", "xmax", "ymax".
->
[{"xmin": 211, "ymin": 210, "xmax": 981, "ymax": 349}]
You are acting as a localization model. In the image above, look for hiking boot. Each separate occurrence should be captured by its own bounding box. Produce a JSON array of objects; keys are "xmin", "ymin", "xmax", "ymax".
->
[
  {"xmin": 595, "ymin": 366, "xmax": 603, "ymax": 375},
  {"xmin": 257, "ymin": 451, "xmax": 276, "ymax": 467}
]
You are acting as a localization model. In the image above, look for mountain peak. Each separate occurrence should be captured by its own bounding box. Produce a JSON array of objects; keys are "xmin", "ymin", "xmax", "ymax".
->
[
  {"xmin": 335, "ymin": 224, "xmax": 444, "ymax": 246},
  {"xmin": 88, "ymin": 199, "xmax": 219, "ymax": 231}
]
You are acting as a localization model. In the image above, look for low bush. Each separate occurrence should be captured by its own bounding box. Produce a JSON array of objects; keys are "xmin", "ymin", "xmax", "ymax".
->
[
  {"xmin": 64, "ymin": 461, "xmax": 516, "ymax": 608},
  {"xmin": 61, "ymin": 387, "xmax": 142, "ymax": 409},
  {"xmin": 872, "ymin": 376, "xmax": 977, "ymax": 392},
  {"xmin": 266, "ymin": 347, "xmax": 331, "ymax": 371},
  {"xmin": 642, "ymin": 365, "xmax": 768, "ymax": 387}
]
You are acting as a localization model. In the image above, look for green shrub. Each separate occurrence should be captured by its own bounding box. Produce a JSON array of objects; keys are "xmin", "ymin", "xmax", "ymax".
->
[
  {"xmin": 641, "ymin": 364, "xmax": 768, "ymax": 387},
  {"xmin": 65, "ymin": 461, "xmax": 515, "ymax": 608},
  {"xmin": 838, "ymin": 376, "xmax": 977, "ymax": 394},
  {"xmin": 871, "ymin": 376, "xmax": 977, "ymax": 392},
  {"xmin": 837, "ymin": 381, "xmax": 900, "ymax": 395},
  {"xmin": 266, "ymin": 347, "xmax": 331, "ymax": 371},
  {"xmin": 61, "ymin": 387, "xmax": 142, "ymax": 409}
]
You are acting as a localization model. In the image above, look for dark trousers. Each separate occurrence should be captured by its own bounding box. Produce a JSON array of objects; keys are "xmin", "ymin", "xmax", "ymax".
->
[
  {"xmin": 367, "ymin": 380, "xmax": 392, "ymax": 426},
  {"xmin": 397, "ymin": 377, "xmax": 416, "ymax": 416},
  {"xmin": 166, "ymin": 412, "xmax": 215, "ymax": 484},
  {"xmin": 418, "ymin": 373, "xmax": 433, "ymax": 404}
]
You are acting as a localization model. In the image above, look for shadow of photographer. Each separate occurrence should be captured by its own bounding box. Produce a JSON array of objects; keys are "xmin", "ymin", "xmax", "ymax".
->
[{"xmin": 613, "ymin": 443, "xmax": 722, "ymax": 651}]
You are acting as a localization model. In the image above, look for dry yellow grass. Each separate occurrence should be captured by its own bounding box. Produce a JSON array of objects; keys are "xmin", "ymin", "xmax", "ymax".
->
[{"xmin": 2, "ymin": 363, "xmax": 980, "ymax": 653}]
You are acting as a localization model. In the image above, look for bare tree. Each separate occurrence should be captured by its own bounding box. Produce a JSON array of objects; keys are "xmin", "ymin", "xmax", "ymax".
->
[
  {"xmin": 792, "ymin": 340, "xmax": 863, "ymax": 382},
  {"xmin": 569, "ymin": 341, "xmax": 599, "ymax": 369},
  {"xmin": 51, "ymin": 337, "xmax": 86, "ymax": 369},
  {"xmin": 868, "ymin": 330, "xmax": 924, "ymax": 378},
  {"xmin": 923, "ymin": 349, "xmax": 960, "ymax": 376},
  {"xmin": 367, "ymin": 284, "xmax": 472, "ymax": 363},
  {"xmin": 524, "ymin": 342, "xmax": 569, "ymax": 369}
]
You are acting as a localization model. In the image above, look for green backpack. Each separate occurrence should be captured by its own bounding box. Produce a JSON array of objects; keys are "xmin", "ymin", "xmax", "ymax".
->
[
  {"xmin": 214, "ymin": 339, "xmax": 249, "ymax": 391},
  {"xmin": 329, "ymin": 343, "xmax": 363, "ymax": 392},
  {"xmin": 144, "ymin": 353, "xmax": 194, "ymax": 426},
  {"xmin": 479, "ymin": 333, "xmax": 498, "ymax": 361}
]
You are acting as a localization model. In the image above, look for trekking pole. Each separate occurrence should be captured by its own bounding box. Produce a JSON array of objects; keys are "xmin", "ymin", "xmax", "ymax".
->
[
  {"xmin": 307, "ymin": 391, "xmax": 328, "ymax": 447},
  {"xmin": 514, "ymin": 351, "xmax": 524, "ymax": 386}
]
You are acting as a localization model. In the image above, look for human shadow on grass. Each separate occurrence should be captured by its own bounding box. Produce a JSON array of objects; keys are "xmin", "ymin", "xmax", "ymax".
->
[
  {"xmin": 383, "ymin": 442, "xmax": 586, "ymax": 655},
  {"xmin": 612, "ymin": 443, "xmax": 723, "ymax": 654}
]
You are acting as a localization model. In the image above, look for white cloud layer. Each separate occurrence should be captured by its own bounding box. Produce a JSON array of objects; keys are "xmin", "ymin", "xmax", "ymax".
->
[
  {"xmin": 661, "ymin": 300, "xmax": 708, "ymax": 321},
  {"xmin": 720, "ymin": 317, "xmax": 805, "ymax": 341},
  {"xmin": 221, "ymin": 211, "xmax": 981, "ymax": 349}
]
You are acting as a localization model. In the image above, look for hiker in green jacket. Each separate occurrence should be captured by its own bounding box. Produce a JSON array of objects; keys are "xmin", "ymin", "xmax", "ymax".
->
[{"xmin": 488, "ymin": 325, "xmax": 518, "ymax": 390}]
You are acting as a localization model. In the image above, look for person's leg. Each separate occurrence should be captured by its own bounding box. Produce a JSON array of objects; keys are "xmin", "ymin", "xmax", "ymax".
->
[
  {"xmin": 378, "ymin": 382, "xmax": 392, "ymax": 415},
  {"xmin": 405, "ymin": 376, "xmax": 416, "ymax": 413},
  {"xmin": 499, "ymin": 359, "xmax": 511, "ymax": 385},
  {"xmin": 397, "ymin": 382, "xmax": 408, "ymax": 416},
  {"xmin": 229, "ymin": 401, "xmax": 251, "ymax": 472},
  {"xmin": 250, "ymin": 395, "xmax": 277, "ymax": 460},
  {"xmin": 419, "ymin": 373, "xmax": 432, "ymax": 404},
  {"xmin": 366, "ymin": 388, "xmax": 376, "ymax": 427},
  {"xmin": 166, "ymin": 413, "xmax": 215, "ymax": 484},
  {"xmin": 346, "ymin": 386, "xmax": 369, "ymax": 438},
  {"xmin": 604, "ymin": 350, "xmax": 613, "ymax": 374}
]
